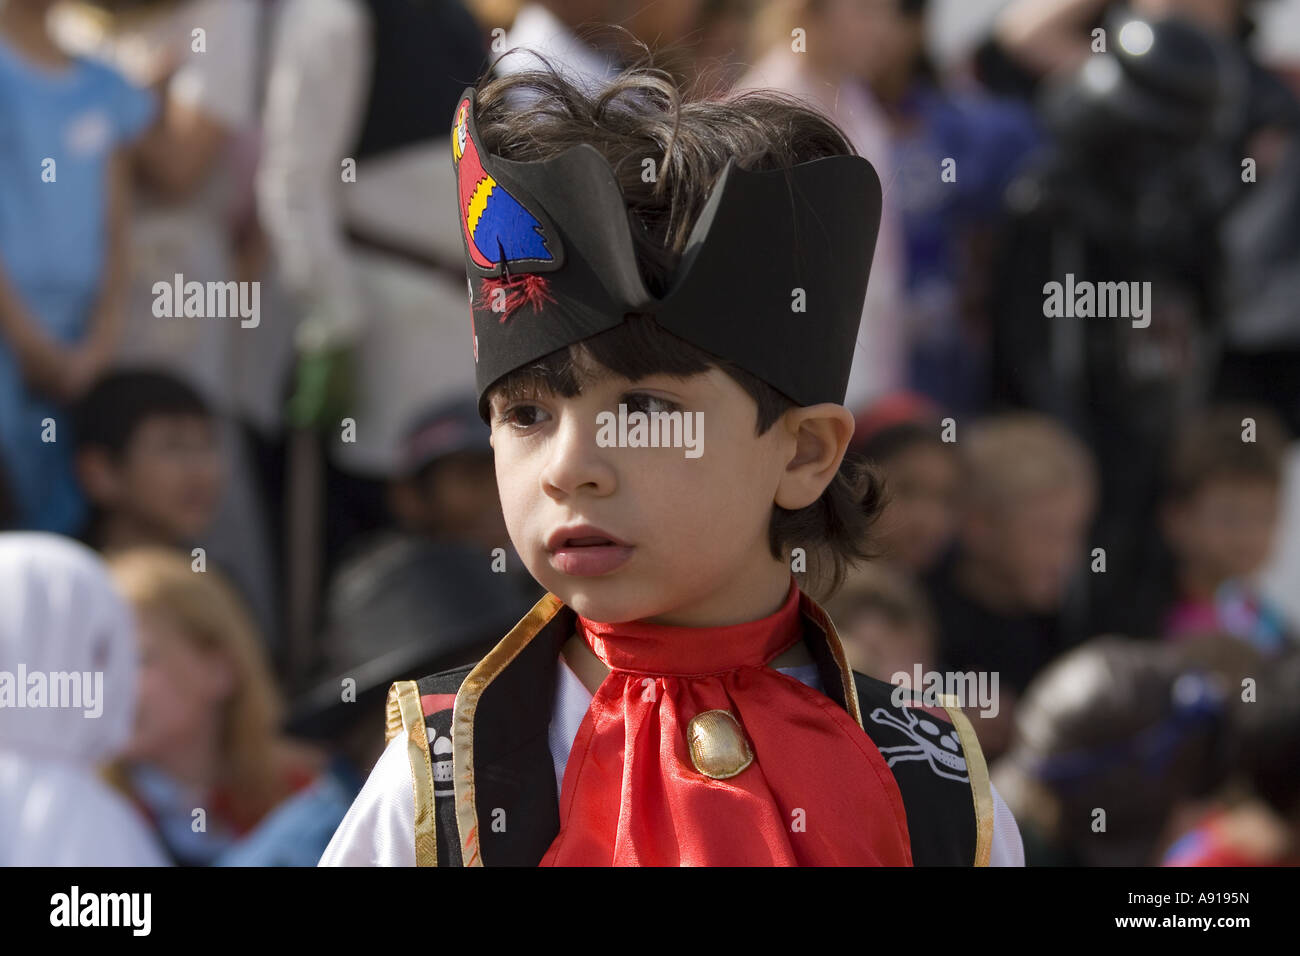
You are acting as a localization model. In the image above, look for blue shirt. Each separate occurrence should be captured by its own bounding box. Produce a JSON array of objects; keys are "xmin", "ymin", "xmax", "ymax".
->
[
  {"xmin": 0, "ymin": 36, "xmax": 155, "ymax": 531},
  {"xmin": 216, "ymin": 756, "xmax": 365, "ymax": 867}
]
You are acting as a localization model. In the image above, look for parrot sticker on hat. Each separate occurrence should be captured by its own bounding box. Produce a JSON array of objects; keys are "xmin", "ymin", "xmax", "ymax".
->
[{"xmin": 453, "ymin": 94, "xmax": 563, "ymax": 332}]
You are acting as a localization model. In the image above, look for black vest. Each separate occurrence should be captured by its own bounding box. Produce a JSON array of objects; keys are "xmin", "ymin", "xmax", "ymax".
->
[{"xmin": 383, "ymin": 590, "xmax": 994, "ymax": 866}]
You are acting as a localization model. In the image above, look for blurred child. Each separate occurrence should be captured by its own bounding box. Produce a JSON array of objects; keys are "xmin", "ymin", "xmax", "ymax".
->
[
  {"xmin": 925, "ymin": 412, "xmax": 1097, "ymax": 704},
  {"xmin": 105, "ymin": 547, "xmax": 322, "ymax": 865},
  {"xmin": 73, "ymin": 368, "xmax": 223, "ymax": 552},
  {"xmin": 1159, "ymin": 403, "xmax": 1294, "ymax": 653},
  {"xmin": 0, "ymin": 0, "xmax": 154, "ymax": 533},
  {"xmin": 1164, "ymin": 652, "xmax": 1300, "ymax": 866},
  {"xmin": 852, "ymin": 391, "xmax": 959, "ymax": 575},
  {"xmin": 388, "ymin": 395, "xmax": 509, "ymax": 553},
  {"xmin": 0, "ymin": 532, "xmax": 168, "ymax": 865},
  {"xmin": 992, "ymin": 636, "xmax": 1233, "ymax": 866},
  {"xmin": 823, "ymin": 560, "xmax": 936, "ymax": 684},
  {"xmin": 55, "ymin": 0, "xmax": 280, "ymax": 642},
  {"xmin": 330, "ymin": 393, "xmax": 541, "ymax": 616}
]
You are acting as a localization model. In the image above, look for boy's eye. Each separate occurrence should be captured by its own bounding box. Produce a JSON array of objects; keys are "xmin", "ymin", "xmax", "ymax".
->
[
  {"xmin": 622, "ymin": 392, "xmax": 679, "ymax": 416},
  {"xmin": 499, "ymin": 404, "xmax": 550, "ymax": 430}
]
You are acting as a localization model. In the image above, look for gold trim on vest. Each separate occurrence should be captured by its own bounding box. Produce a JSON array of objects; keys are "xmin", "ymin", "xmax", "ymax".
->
[
  {"xmin": 940, "ymin": 696, "xmax": 994, "ymax": 866},
  {"xmin": 451, "ymin": 591, "xmax": 566, "ymax": 867},
  {"xmin": 389, "ymin": 680, "xmax": 439, "ymax": 867}
]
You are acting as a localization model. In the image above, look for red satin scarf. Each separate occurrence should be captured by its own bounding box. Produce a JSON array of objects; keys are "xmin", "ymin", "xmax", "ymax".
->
[{"xmin": 540, "ymin": 576, "xmax": 913, "ymax": 866}]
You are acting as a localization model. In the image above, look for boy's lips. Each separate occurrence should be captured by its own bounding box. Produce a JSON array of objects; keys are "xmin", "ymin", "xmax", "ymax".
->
[
  {"xmin": 548, "ymin": 544, "xmax": 634, "ymax": 576},
  {"xmin": 545, "ymin": 524, "xmax": 631, "ymax": 552},
  {"xmin": 546, "ymin": 523, "xmax": 634, "ymax": 576}
]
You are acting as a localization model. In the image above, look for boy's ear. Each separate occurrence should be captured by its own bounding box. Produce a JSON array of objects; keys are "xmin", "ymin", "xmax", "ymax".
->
[
  {"xmin": 76, "ymin": 447, "xmax": 123, "ymax": 506},
  {"xmin": 773, "ymin": 403, "xmax": 856, "ymax": 511}
]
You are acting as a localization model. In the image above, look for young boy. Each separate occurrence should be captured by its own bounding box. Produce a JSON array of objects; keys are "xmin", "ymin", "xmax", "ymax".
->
[
  {"xmin": 72, "ymin": 368, "xmax": 224, "ymax": 553},
  {"xmin": 321, "ymin": 64, "xmax": 1023, "ymax": 866},
  {"xmin": 1159, "ymin": 404, "xmax": 1294, "ymax": 653}
]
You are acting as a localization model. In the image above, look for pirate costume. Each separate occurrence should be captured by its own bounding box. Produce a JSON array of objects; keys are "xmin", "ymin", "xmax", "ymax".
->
[{"xmin": 320, "ymin": 88, "xmax": 1024, "ymax": 866}]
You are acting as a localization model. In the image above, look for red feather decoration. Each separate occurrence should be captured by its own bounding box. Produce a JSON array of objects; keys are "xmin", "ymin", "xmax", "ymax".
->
[{"xmin": 478, "ymin": 273, "xmax": 557, "ymax": 322}]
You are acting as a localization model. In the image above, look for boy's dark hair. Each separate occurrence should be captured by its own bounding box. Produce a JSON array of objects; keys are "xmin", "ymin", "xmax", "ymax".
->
[
  {"xmin": 73, "ymin": 368, "xmax": 212, "ymax": 458},
  {"xmin": 1163, "ymin": 403, "xmax": 1290, "ymax": 503},
  {"xmin": 473, "ymin": 56, "xmax": 884, "ymax": 601}
]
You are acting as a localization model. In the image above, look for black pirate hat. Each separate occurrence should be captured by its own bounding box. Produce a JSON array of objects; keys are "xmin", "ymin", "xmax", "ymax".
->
[{"xmin": 451, "ymin": 86, "xmax": 883, "ymax": 422}]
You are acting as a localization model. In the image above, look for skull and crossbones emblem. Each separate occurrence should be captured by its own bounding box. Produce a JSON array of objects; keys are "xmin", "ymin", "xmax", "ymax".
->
[
  {"xmin": 869, "ymin": 705, "xmax": 969, "ymax": 782},
  {"xmin": 426, "ymin": 717, "xmax": 455, "ymax": 796}
]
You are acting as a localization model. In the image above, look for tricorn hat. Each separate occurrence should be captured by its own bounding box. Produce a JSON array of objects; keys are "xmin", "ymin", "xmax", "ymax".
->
[{"xmin": 451, "ymin": 86, "xmax": 883, "ymax": 423}]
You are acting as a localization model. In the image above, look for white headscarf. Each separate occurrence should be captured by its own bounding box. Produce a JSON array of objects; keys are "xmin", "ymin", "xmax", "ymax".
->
[{"xmin": 0, "ymin": 533, "xmax": 169, "ymax": 865}]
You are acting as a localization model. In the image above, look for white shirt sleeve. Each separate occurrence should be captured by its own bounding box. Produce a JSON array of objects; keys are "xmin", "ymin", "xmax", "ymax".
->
[
  {"xmin": 256, "ymin": 0, "xmax": 370, "ymax": 345},
  {"xmin": 987, "ymin": 780, "xmax": 1026, "ymax": 867},
  {"xmin": 318, "ymin": 735, "xmax": 416, "ymax": 867}
]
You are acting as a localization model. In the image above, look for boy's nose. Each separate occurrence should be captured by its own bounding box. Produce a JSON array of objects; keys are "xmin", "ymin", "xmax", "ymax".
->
[{"xmin": 539, "ymin": 411, "xmax": 616, "ymax": 498}]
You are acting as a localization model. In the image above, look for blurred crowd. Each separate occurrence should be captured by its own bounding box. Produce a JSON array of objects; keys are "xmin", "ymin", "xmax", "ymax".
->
[{"xmin": 1, "ymin": 0, "xmax": 1299, "ymax": 867}]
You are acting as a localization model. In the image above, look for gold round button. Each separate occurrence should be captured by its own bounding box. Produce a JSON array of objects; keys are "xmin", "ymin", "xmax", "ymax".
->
[{"xmin": 686, "ymin": 709, "xmax": 754, "ymax": 779}]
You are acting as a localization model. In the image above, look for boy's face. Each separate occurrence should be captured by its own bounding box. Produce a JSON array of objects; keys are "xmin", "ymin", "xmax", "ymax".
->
[
  {"xmin": 85, "ymin": 415, "xmax": 224, "ymax": 543},
  {"xmin": 1163, "ymin": 477, "xmax": 1280, "ymax": 583},
  {"xmin": 488, "ymin": 361, "xmax": 829, "ymax": 625}
]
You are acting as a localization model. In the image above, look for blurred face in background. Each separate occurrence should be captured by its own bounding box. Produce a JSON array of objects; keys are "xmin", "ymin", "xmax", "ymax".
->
[
  {"xmin": 391, "ymin": 450, "xmax": 509, "ymax": 552},
  {"xmin": 1163, "ymin": 476, "xmax": 1280, "ymax": 585},
  {"xmin": 808, "ymin": 0, "xmax": 894, "ymax": 80},
  {"xmin": 836, "ymin": 604, "xmax": 933, "ymax": 683},
  {"xmin": 868, "ymin": 1, "xmax": 926, "ymax": 93},
  {"xmin": 966, "ymin": 482, "xmax": 1094, "ymax": 614},
  {"xmin": 83, "ymin": 414, "xmax": 224, "ymax": 543},
  {"xmin": 876, "ymin": 440, "xmax": 959, "ymax": 573},
  {"xmin": 121, "ymin": 603, "xmax": 233, "ymax": 763}
]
